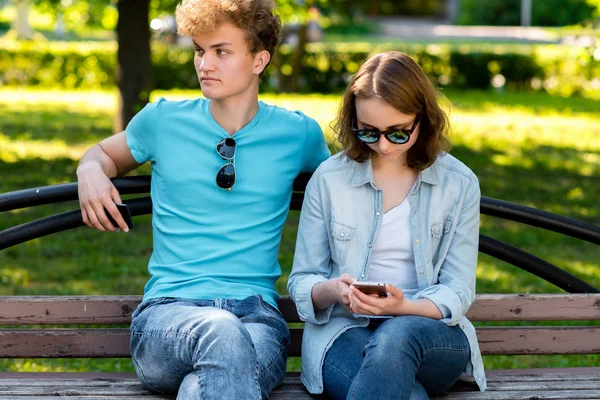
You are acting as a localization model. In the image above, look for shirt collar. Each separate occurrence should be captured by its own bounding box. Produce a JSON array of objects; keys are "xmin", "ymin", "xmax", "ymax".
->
[
  {"xmin": 350, "ymin": 156, "xmax": 441, "ymax": 187},
  {"xmin": 350, "ymin": 158, "xmax": 374, "ymax": 187}
]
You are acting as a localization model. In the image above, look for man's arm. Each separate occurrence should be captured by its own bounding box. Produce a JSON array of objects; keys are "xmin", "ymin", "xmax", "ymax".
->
[{"xmin": 77, "ymin": 131, "xmax": 140, "ymax": 233}]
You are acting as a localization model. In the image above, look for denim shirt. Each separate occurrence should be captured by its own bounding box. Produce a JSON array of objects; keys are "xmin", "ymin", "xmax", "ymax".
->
[{"xmin": 287, "ymin": 152, "xmax": 486, "ymax": 394}]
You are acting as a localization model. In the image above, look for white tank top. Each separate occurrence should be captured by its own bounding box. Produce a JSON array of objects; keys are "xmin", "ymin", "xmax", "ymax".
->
[{"xmin": 368, "ymin": 199, "xmax": 419, "ymax": 297}]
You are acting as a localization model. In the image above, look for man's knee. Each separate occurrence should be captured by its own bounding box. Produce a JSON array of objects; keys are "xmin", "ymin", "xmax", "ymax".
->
[{"xmin": 192, "ymin": 309, "xmax": 255, "ymax": 361}]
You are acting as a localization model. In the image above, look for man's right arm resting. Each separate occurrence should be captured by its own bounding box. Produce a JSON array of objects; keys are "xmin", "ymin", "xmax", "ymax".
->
[{"xmin": 76, "ymin": 131, "xmax": 141, "ymax": 233}]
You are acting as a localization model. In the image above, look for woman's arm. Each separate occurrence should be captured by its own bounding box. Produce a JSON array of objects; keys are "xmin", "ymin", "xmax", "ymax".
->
[
  {"xmin": 288, "ymin": 171, "xmax": 344, "ymax": 324},
  {"xmin": 414, "ymin": 176, "xmax": 481, "ymax": 324},
  {"xmin": 313, "ymin": 274, "xmax": 355, "ymax": 312}
]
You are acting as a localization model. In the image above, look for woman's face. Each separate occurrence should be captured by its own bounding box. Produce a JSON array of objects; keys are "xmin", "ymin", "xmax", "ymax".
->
[{"xmin": 355, "ymin": 97, "xmax": 420, "ymax": 163}]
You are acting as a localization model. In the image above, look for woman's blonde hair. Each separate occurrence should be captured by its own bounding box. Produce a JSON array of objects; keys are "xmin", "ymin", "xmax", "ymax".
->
[{"xmin": 334, "ymin": 51, "xmax": 451, "ymax": 170}]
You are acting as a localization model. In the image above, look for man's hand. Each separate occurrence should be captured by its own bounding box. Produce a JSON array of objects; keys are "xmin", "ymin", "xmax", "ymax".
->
[
  {"xmin": 349, "ymin": 283, "xmax": 405, "ymax": 316},
  {"xmin": 77, "ymin": 162, "xmax": 128, "ymax": 232}
]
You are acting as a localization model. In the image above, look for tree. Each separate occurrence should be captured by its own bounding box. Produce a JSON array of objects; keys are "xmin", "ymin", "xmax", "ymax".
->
[
  {"xmin": 114, "ymin": 0, "xmax": 152, "ymax": 133},
  {"xmin": 12, "ymin": 0, "xmax": 33, "ymax": 40},
  {"xmin": 31, "ymin": 0, "xmax": 167, "ymax": 132}
]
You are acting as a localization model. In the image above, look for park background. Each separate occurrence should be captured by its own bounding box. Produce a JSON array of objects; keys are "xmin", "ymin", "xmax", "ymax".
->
[{"xmin": 0, "ymin": 0, "xmax": 599, "ymax": 373}]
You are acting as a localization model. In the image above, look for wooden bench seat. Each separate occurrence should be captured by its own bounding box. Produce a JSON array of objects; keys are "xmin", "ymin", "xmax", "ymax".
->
[
  {"xmin": 0, "ymin": 294, "xmax": 599, "ymax": 399},
  {"xmin": 0, "ymin": 369, "xmax": 599, "ymax": 399}
]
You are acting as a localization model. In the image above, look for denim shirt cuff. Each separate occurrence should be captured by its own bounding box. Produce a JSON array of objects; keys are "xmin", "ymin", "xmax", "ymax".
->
[
  {"xmin": 416, "ymin": 285, "xmax": 461, "ymax": 325},
  {"xmin": 295, "ymin": 275, "xmax": 333, "ymax": 324}
]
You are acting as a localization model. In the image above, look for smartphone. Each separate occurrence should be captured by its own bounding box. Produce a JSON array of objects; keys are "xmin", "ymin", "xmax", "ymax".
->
[
  {"xmin": 352, "ymin": 281, "xmax": 387, "ymax": 298},
  {"xmin": 105, "ymin": 203, "xmax": 133, "ymax": 229}
]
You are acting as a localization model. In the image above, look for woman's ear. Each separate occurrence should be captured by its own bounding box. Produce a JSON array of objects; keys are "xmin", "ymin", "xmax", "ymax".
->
[{"xmin": 253, "ymin": 50, "xmax": 271, "ymax": 75}]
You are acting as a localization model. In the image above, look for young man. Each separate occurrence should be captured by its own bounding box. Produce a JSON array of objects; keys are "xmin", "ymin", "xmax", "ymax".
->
[{"xmin": 76, "ymin": 0, "xmax": 330, "ymax": 398}]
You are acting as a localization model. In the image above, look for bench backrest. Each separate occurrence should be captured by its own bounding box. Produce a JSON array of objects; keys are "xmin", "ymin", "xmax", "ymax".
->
[{"xmin": 0, "ymin": 294, "xmax": 599, "ymax": 358}]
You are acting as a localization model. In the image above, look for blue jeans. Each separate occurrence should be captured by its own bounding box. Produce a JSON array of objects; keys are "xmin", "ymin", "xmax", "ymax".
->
[
  {"xmin": 130, "ymin": 295, "xmax": 290, "ymax": 400},
  {"xmin": 323, "ymin": 316, "xmax": 470, "ymax": 400}
]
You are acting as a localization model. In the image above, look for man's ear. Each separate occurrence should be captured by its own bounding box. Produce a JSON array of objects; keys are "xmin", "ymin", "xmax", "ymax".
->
[{"xmin": 253, "ymin": 49, "xmax": 271, "ymax": 75}]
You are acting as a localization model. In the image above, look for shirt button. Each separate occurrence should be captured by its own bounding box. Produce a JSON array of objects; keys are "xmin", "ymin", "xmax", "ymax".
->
[
  {"xmin": 361, "ymin": 274, "xmax": 366, "ymax": 278},
  {"xmin": 415, "ymin": 240, "xmax": 420, "ymax": 244},
  {"xmin": 376, "ymin": 212, "xmax": 381, "ymax": 216},
  {"xmin": 340, "ymin": 233, "xmax": 345, "ymax": 237},
  {"xmin": 368, "ymin": 243, "xmax": 373, "ymax": 248},
  {"xmin": 413, "ymin": 210, "xmax": 418, "ymax": 214}
]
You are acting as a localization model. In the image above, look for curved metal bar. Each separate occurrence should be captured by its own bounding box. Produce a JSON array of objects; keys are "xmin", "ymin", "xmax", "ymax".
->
[
  {"xmin": 2, "ymin": 176, "xmax": 599, "ymax": 246},
  {"xmin": 0, "ymin": 197, "xmax": 152, "ymax": 251},
  {"xmin": 0, "ymin": 176, "xmax": 151, "ymax": 213},
  {"xmin": 1, "ymin": 177, "xmax": 599, "ymax": 293},
  {"xmin": 479, "ymin": 235, "xmax": 599, "ymax": 293},
  {"xmin": 481, "ymin": 197, "xmax": 600, "ymax": 245},
  {"xmin": 292, "ymin": 172, "xmax": 312, "ymax": 193}
]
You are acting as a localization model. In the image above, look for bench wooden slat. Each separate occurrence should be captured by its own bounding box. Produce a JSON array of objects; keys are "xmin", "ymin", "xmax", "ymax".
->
[
  {"xmin": 1, "ymin": 326, "xmax": 599, "ymax": 358},
  {"xmin": 0, "ymin": 397, "xmax": 168, "ymax": 400},
  {"xmin": 465, "ymin": 293, "xmax": 600, "ymax": 321},
  {"xmin": 0, "ymin": 294, "xmax": 599, "ymax": 325},
  {"xmin": 477, "ymin": 326, "xmax": 600, "ymax": 355},
  {"xmin": 0, "ymin": 329, "xmax": 130, "ymax": 358},
  {"xmin": 0, "ymin": 296, "xmax": 140, "ymax": 325},
  {"xmin": 0, "ymin": 371, "xmax": 598, "ymax": 399},
  {"xmin": 433, "ymin": 391, "xmax": 600, "ymax": 399}
]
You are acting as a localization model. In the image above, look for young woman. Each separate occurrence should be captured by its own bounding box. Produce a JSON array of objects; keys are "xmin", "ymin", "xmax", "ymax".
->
[{"xmin": 288, "ymin": 51, "xmax": 486, "ymax": 399}]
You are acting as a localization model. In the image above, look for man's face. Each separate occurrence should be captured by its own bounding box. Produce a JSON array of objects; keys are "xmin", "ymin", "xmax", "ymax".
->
[{"xmin": 192, "ymin": 22, "xmax": 267, "ymax": 101}]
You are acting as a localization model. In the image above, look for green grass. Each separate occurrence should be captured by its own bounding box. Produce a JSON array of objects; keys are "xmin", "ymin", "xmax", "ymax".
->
[{"xmin": 0, "ymin": 88, "xmax": 598, "ymax": 372}]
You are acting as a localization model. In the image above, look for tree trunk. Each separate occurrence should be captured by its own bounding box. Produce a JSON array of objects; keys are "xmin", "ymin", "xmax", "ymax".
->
[
  {"xmin": 114, "ymin": 0, "xmax": 152, "ymax": 133},
  {"xmin": 289, "ymin": 23, "xmax": 308, "ymax": 93},
  {"xmin": 12, "ymin": 0, "xmax": 32, "ymax": 40}
]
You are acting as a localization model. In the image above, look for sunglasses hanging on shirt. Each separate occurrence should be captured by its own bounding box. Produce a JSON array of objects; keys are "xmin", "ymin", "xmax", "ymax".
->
[{"xmin": 216, "ymin": 137, "xmax": 236, "ymax": 190}]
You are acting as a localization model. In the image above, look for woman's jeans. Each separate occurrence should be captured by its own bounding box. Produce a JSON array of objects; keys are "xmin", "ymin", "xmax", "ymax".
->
[
  {"xmin": 130, "ymin": 295, "xmax": 290, "ymax": 400},
  {"xmin": 323, "ymin": 316, "xmax": 470, "ymax": 400}
]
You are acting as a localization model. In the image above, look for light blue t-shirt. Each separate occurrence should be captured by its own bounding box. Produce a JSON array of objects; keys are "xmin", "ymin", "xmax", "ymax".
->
[{"xmin": 126, "ymin": 98, "xmax": 330, "ymax": 307}]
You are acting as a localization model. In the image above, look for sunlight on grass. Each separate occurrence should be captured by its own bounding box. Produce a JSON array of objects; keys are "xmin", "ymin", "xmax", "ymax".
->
[
  {"xmin": 0, "ymin": 358, "xmax": 135, "ymax": 373},
  {"xmin": 0, "ymin": 266, "xmax": 31, "ymax": 286},
  {"xmin": 0, "ymin": 88, "xmax": 116, "ymax": 114},
  {"xmin": 451, "ymin": 113, "xmax": 600, "ymax": 152},
  {"xmin": 0, "ymin": 133, "xmax": 89, "ymax": 162}
]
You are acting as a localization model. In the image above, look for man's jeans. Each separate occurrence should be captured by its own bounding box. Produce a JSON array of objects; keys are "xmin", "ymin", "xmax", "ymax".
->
[
  {"xmin": 130, "ymin": 295, "xmax": 290, "ymax": 400},
  {"xmin": 323, "ymin": 316, "xmax": 470, "ymax": 400}
]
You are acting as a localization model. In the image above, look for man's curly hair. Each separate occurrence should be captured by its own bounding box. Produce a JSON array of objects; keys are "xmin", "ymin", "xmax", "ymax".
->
[{"xmin": 175, "ymin": 0, "xmax": 282, "ymax": 57}]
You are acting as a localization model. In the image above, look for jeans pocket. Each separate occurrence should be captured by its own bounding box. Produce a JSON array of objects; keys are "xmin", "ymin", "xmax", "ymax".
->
[
  {"xmin": 131, "ymin": 297, "xmax": 177, "ymax": 332},
  {"xmin": 258, "ymin": 295, "xmax": 283, "ymax": 318},
  {"xmin": 257, "ymin": 295, "xmax": 291, "ymax": 345}
]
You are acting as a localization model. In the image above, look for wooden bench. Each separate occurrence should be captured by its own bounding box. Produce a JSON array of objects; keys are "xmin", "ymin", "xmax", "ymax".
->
[
  {"xmin": 1, "ymin": 175, "xmax": 599, "ymax": 399},
  {"xmin": 0, "ymin": 294, "xmax": 599, "ymax": 399}
]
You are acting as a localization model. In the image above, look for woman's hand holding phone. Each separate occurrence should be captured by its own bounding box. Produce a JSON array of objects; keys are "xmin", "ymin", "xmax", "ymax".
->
[
  {"xmin": 333, "ymin": 274, "xmax": 356, "ymax": 313},
  {"xmin": 349, "ymin": 283, "xmax": 406, "ymax": 316}
]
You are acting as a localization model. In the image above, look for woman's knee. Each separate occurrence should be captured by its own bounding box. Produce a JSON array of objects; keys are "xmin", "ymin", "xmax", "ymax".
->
[{"xmin": 366, "ymin": 316, "xmax": 434, "ymax": 359}]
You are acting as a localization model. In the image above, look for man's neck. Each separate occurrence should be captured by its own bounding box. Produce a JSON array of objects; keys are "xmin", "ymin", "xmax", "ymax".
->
[{"xmin": 209, "ymin": 89, "xmax": 260, "ymax": 136}]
